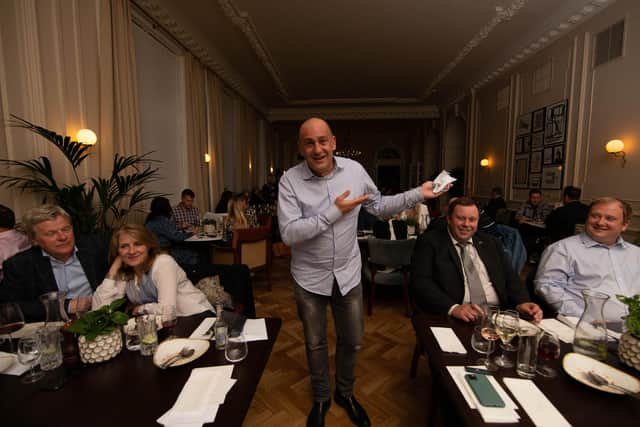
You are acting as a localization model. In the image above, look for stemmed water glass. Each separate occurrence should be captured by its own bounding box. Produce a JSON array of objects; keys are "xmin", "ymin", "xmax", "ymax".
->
[
  {"xmin": 470, "ymin": 325, "xmax": 499, "ymax": 371},
  {"xmin": 536, "ymin": 330, "xmax": 561, "ymax": 377},
  {"xmin": 0, "ymin": 303, "xmax": 26, "ymax": 353},
  {"xmin": 494, "ymin": 310, "xmax": 520, "ymax": 368},
  {"xmin": 17, "ymin": 336, "xmax": 45, "ymax": 384}
]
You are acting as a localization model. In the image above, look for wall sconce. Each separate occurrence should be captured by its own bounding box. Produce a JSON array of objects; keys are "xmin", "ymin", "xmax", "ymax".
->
[
  {"xmin": 204, "ymin": 153, "xmax": 211, "ymax": 163},
  {"xmin": 76, "ymin": 129, "xmax": 97, "ymax": 145},
  {"xmin": 269, "ymin": 166, "xmax": 274, "ymax": 175},
  {"xmin": 605, "ymin": 139, "xmax": 626, "ymax": 167},
  {"xmin": 480, "ymin": 158, "xmax": 490, "ymax": 171}
]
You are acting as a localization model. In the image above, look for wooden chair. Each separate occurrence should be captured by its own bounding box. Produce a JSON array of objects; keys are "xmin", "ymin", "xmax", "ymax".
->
[{"xmin": 362, "ymin": 237, "xmax": 416, "ymax": 317}]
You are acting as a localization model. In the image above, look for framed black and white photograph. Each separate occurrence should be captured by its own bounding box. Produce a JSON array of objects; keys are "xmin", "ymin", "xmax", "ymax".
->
[
  {"xmin": 516, "ymin": 112, "xmax": 532, "ymax": 136},
  {"xmin": 513, "ymin": 154, "xmax": 530, "ymax": 188},
  {"xmin": 531, "ymin": 150, "xmax": 543, "ymax": 173},
  {"xmin": 532, "ymin": 108, "xmax": 545, "ymax": 132},
  {"xmin": 542, "ymin": 165, "xmax": 563, "ymax": 189},
  {"xmin": 515, "ymin": 137, "xmax": 523, "ymax": 154},
  {"xmin": 544, "ymin": 100, "xmax": 568, "ymax": 145},
  {"xmin": 522, "ymin": 134, "xmax": 532, "ymax": 152},
  {"xmin": 543, "ymin": 147, "xmax": 554, "ymax": 164},
  {"xmin": 531, "ymin": 132, "xmax": 544, "ymax": 150},
  {"xmin": 529, "ymin": 174, "xmax": 541, "ymax": 189},
  {"xmin": 553, "ymin": 145, "xmax": 564, "ymax": 164}
]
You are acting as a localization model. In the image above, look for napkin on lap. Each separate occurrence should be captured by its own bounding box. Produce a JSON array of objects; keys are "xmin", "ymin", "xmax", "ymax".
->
[
  {"xmin": 503, "ymin": 377, "xmax": 571, "ymax": 427},
  {"xmin": 430, "ymin": 327, "xmax": 467, "ymax": 354}
]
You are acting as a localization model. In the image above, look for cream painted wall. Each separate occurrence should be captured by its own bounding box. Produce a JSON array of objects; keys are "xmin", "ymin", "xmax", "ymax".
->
[{"xmin": 470, "ymin": 0, "xmax": 640, "ymax": 227}]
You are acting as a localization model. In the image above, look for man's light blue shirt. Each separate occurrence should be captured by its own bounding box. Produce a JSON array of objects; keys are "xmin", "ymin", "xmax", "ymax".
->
[
  {"xmin": 45, "ymin": 247, "xmax": 93, "ymax": 298},
  {"xmin": 278, "ymin": 156, "xmax": 424, "ymax": 296},
  {"xmin": 534, "ymin": 232, "xmax": 640, "ymax": 321}
]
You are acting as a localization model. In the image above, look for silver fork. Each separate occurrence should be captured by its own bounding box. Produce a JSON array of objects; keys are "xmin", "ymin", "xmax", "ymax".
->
[{"xmin": 587, "ymin": 371, "xmax": 640, "ymax": 399}]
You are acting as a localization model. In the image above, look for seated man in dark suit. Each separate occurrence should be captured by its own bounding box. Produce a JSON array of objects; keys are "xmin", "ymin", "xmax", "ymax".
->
[
  {"xmin": 545, "ymin": 186, "xmax": 589, "ymax": 243},
  {"xmin": 0, "ymin": 205, "xmax": 108, "ymax": 322},
  {"xmin": 410, "ymin": 197, "xmax": 542, "ymax": 322}
]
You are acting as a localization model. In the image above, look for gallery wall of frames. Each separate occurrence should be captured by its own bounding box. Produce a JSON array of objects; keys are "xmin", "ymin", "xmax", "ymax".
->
[{"xmin": 513, "ymin": 100, "xmax": 568, "ymax": 190}]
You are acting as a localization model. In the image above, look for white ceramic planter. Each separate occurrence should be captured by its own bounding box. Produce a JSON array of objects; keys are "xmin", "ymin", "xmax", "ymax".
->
[
  {"xmin": 618, "ymin": 331, "xmax": 640, "ymax": 371},
  {"xmin": 78, "ymin": 329, "xmax": 123, "ymax": 364}
]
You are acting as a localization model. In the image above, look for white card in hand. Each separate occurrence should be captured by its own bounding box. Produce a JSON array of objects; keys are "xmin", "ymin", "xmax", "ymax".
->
[{"xmin": 432, "ymin": 170, "xmax": 456, "ymax": 193}]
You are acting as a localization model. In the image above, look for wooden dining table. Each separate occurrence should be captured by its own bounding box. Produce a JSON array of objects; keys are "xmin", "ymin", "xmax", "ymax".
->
[
  {"xmin": 412, "ymin": 312, "xmax": 640, "ymax": 426},
  {"xmin": 0, "ymin": 313, "xmax": 281, "ymax": 426}
]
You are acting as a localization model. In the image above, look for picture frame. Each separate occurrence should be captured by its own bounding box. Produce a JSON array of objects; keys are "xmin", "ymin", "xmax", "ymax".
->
[
  {"xmin": 522, "ymin": 134, "xmax": 532, "ymax": 152},
  {"xmin": 530, "ymin": 150, "xmax": 543, "ymax": 173},
  {"xmin": 531, "ymin": 132, "xmax": 544, "ymax": 151},
  {"xmin": 541, "ymin": 165, "xmax": 563, "ymax": 189},
  {"xmin": 544, "ymin": 100, "xmax": 568, "ymax": 145},
  {"xmin": 516, "ymin": 112, "xmax": 532, "ymax": 136},
  {"xmin": 529, "ymin": 174, "xmax": 541, "ymax": 189},
  {"xmin": 543, "ymin": 147, "xmax": 553, "ymax": 164},
  {"xmin": 515, "ymin": 137, "xmax": 523, "ymax": 154},
  {"xmin": 513, "ymin": 154, "xmax": 530, "ymax": 188},
  {"xmin": 553, "ymin": 144, "xmax": 564, "ymax": 164},
  {"xmin": 532, "ymin": 108, "xmax": 545, "ymax": 132}
]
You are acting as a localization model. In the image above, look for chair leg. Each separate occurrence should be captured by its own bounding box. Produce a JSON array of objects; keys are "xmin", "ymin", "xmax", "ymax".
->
[
  {"xmin": 402, "ymin": 273, "xmax": 411, "ymax": 317},
  {"xmin": 410, "ymin": 339, "xmax": 424, "ymax": 378}
]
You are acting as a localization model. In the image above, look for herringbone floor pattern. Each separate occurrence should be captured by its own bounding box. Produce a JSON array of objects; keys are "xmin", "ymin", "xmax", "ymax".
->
[{"xmin": 243, "ymin": 256, "xmax": 430, "ymax": 426}]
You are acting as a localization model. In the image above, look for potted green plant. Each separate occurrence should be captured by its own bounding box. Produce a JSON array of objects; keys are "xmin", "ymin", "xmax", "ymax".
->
[
  {"xmin": 617, "ymin": 294, "xmax": 640, "ymax": 370},
  {"xmin": 67, "ymin": 298, "xmax": 129, "ymax": 364}
]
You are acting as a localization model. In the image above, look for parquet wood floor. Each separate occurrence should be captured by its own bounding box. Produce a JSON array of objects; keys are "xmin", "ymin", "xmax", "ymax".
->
[{"xmin": 243, "ymin": 256, "xmax": 431, "ymax": 426}]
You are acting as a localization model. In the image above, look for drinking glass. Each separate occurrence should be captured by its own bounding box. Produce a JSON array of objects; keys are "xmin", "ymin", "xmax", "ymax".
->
[
  {"xmin": 494, "ymin": 310, "xmax": 520, "ymax": 368},
  {"xmin": 516, "ymin": 324, "xmax": 543, "ymax": 379},
  {"xmin": 17, "ymin": 336, "xmax": 45, "ymax": 384},
  {"xmin": 536, "ymin": 330, "xmax": 561, "ymax": 378},
  {"xmin": 479, "ymin": 304, "xmax": 500, "ymax": 328},
  {"xmin": 0, "ymin": 303, "xmax": 26, "ymax": 353},
  {"xmin": 224, "ymin": 333, "xmax": 248, "ymax": 363},
  {"xmin": 470, "ymin": 325, "xmax": 498, "ymax": 371},
  {"xmin": 136, "ymin": 315, "xmax": 158, "ymax": 356}
]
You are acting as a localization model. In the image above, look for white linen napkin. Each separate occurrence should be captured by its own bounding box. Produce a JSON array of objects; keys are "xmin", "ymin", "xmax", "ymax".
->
[
  {"xmin": 503, "ymin": 378, "xmax": 571, "ymax": 427},
  {"xmin": 446, "ymin": 366, "xmax": 519, "ymax": 423},
  {"xmin": 0, "ymin": 352, "xmax": 29, "ymax": 376},
  {"xmin": 189, "ymin": 318, "xmax": 215, "ymax": 340},
  {"xmin": 538, "ymin": 318, "xmax": 575, "ymax": 343},
  {"xmin": 556, "ymin": 314, "xmax": 621, "ymax": 341},
  {"xmin": 0, "ymin": 322, "xmax": 44, "ymax": 340},
  {"xmin": 430, "ymin": 327, "xmax": 467, "ymax": 354},
  {"xmin": 157, "ymin": 365, "xmax": 236, "ymax": 427},
  {"xmin": 432, "ymin": 170, "xmax": 457, "ymax": 193},
  {"xmin": 242, "ymin": 319, "xmax": 268, "ymax": 342}
]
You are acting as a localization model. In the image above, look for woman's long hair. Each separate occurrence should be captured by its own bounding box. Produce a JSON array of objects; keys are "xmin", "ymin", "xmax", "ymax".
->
[
  {"xmin": 145, "ymin": 197, "xmax": 172, "ymax": 224},
  {"xmin": 227, "ymin": 194, "xmax": 248, "ymax": 229},
  {"xmin": 109, "ymin": 224, "xmax": 163, "ymax": 280}
]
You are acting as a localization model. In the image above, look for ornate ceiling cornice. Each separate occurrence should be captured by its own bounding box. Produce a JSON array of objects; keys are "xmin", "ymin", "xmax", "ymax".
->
[
  {"xmin": 268, "ymin": 105, "xmax": 439, "ymax": 122},
  {"xmin": 133, "ymin": 0, "xmax": 267, "ymax": 114}
]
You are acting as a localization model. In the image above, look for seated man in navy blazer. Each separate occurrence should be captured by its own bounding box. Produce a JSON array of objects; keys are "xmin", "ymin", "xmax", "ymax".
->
[
  {"xmin": 410, "ymin": 197, "xmax": 542, "ymax": 322},
  {"xmin": 0, "ymin": 205, "xmax": 108, "ymax": 322}
]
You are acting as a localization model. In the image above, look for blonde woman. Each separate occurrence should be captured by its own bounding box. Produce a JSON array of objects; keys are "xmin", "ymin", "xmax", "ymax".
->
[
  {"xmin": 92, "ymin": 224, "xmax": 212, "ymax": 316},
  {"xmin": 400, "ymin": 202, "xmax": 430, "ymax": 234},
  {"xmin": 223, "ymin": 193, "xmax": 258, "ymax": 241}
]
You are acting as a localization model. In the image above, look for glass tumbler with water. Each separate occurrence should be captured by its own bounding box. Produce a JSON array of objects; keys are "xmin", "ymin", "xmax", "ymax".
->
[
  {"xmin": 516, "ymin": 324, "xmax": 543, "ymax": 378},
  {"xmin": 136, "ymin": 315, "xmax": 158, "ymax": 356},
  {"xmin": 225, "ymin": 333, "xmax": 248, "ymax": 363}
]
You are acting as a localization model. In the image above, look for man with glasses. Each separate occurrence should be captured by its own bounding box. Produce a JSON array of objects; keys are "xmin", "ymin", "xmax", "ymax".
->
[{"xmin": 0, "ymin": 205, "xmax": 108, "ymax": 321}]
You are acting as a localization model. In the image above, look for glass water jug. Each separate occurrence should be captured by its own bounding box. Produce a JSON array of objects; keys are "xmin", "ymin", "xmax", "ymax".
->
[{"xmin": 572, "ymin": 290, "xmax": 609, "ymax": 361}]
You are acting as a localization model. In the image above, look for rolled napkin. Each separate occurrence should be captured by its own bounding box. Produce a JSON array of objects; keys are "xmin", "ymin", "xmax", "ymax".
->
[
  {"xmin": 430, "ymin": 327, "xmax": 467, "ymax": 354},
  {"xmin": 503, "ymin": 377, "xmax": 571, "ymax": 427}
]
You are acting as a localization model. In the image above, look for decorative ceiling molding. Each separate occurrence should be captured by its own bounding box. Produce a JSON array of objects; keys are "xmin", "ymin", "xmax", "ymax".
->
[
  {"xmin": 470, "ymin": 0, "xmax": 615, "ymax": 92},
  {"xmin": 133, "ymin": 0, "xmax": 267, "ymax": 114},
  {"xmin": 268, "ymin": 105, "xmax": 439, "ymax": 122},
  {"xmin": 288, "ymin": 97, "xmax": 424, "ymax": 106},
  {"xmin": 218, "ymin": 0, "xmax": 291, "ymax": 102},
  {"xmin": 423, "ymin": 0, "xmax": 528, "ymax": 98}
]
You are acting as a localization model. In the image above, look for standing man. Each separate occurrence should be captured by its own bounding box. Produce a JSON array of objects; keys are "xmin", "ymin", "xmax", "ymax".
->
[
  {"xmin": 172, "ymin": 188, "xmax": 200, "ymax": 231},
  {"xmin": 278, "ymin": 117, "xmax": 447, "ymax": 427},
  {"xmin": 545, "ymin": 186, "xmax": 589, "ymax": 242}
]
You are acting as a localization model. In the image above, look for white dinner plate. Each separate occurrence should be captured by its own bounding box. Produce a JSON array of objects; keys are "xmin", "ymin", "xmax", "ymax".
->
[
  {"xmin": 562, "ymin": 352, "xmax": 640, "ymax": 395},
  {"xmin": 0, "ymin": 354, "xmax": 15, "ymax": 373},
  {"xmin": 153, "ymin": 338, "xmax": 209, "ymax": 368}
]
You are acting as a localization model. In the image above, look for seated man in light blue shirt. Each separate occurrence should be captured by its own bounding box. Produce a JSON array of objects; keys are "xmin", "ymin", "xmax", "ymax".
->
[
  {"xmin": 278, "ymin": 117, "xmax": 447, "ymax": 427},
  {"xmin": 535, "ymin": 197, "xmax": 640, "ymax": 322}
]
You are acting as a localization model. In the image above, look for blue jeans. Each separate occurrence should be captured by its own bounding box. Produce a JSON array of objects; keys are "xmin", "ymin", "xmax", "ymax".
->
[{"xmin": 294, "ymin": 280, "xmax": 364, "ymax": 401}]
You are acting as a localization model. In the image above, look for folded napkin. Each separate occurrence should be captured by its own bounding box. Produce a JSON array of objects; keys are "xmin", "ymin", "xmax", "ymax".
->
[
  {"xmin": 189, "ymin": 318, "xmax": 268, "ymax": 342},
  {"xmin": 157, "ymin": 365, "xmax": 236, "ymax": 427},
  {"xmin": 0, "ymin": 352, "xmax": 29, "ymax": 376},
  {"xmin": 538, "ymin": 318, "xmax": 575, "ymax": 343},
  {"xmin": 190, "ymin": 318, "xmax": 215, "ymax": 340},
  {"xmin": 503, "ymin": 377, "xmax": 571, "ymax": 427},
  {"xmin": 430, "ymin": 327, "xmax": 467, "ymax": 354},
  {"xmin": 557, "ymin": 315, "xmax": 621, "ymax": 341},
  {"xmin": 446, "ymin": 366, "xmax": 519, "ymax": 423}
]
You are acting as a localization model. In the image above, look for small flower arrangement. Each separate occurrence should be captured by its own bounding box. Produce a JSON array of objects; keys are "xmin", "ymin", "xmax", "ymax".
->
[
  {"xmin": 618, "ymin": 294, "xmax": 640, "ymax": 339},
  {"xmin": 67, "ymin": 298, "xmax": 129, "ymax": 341}
]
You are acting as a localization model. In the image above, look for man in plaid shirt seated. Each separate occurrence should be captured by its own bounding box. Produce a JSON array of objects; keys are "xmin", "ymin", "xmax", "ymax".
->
[{"xmin": 172, "ymin": 188, "xmax": 200, "ymax": 231}]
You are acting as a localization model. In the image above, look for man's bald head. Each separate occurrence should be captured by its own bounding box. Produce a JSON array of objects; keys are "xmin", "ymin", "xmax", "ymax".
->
[{"xmin": 298, "ymin": 117, "xmax": 337, "ymax": 177}]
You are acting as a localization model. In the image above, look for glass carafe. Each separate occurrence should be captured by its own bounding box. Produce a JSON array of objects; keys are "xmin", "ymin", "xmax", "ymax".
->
[
  {"xmin": 573, "ymin": 290, "xmax": 609, "ymax": 361},
  {"xmin": 39, "ymin": 291, "xmax": 78, "ymax": 367}
]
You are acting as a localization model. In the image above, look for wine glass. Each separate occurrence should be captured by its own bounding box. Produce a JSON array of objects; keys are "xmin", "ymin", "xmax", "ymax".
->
[
  {"xmin": 0, "ymin": 303, "xmax": 26, "ymax": 353},
  {"xmin": 536, "ymin": 330, "xmax": 561, "ymax": 377},
  {"xmin": 224, "ymin": 333, "xmax": 248, "ymax": 363},
  {"xmin": 494, "ymin": 310, "xmax": 520, "ymax": 368},
  {"xmin": 470, "ymin": 325, "xmax": 498, "ymax": 371},
  {"xmin": 17, "ymin": 336, "xmax": 45, "ymax": 384}
]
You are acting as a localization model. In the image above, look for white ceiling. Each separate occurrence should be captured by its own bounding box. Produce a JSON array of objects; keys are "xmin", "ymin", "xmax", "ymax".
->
[{"xmin": 134, "ymin": 0, "xmax": 616, "ymax": 115}]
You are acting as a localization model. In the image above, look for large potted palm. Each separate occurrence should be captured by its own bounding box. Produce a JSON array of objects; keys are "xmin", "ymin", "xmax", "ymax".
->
[{"xmin": 0, "ymin": 114, "xmax": 164, "ymax": 235}]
